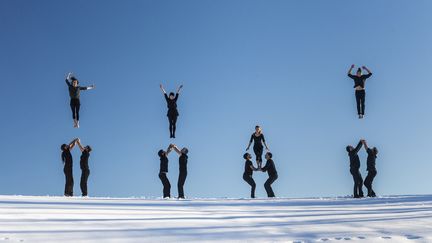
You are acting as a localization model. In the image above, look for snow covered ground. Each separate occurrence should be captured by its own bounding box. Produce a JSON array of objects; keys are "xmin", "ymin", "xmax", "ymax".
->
[{"xmin": 0, "ymin": 195, "xmax": 431, "ymax": 243}]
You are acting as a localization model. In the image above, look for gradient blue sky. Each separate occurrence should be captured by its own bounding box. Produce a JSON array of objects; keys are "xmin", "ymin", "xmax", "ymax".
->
[{"xmin": 0, "ymin": 0, "xmax": 431, "ymax": 198}]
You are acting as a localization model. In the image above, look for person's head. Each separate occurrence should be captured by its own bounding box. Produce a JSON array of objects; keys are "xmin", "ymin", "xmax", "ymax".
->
[
  {"xmin": 265, "ymin": 152, "xmax": 273, "ymax": 160},
  {"xmin": 158, "ymin": 149, "xmax": 166, "ymax": 158},
  {"xmin": 243, "ymin": 153, "xmax": 252, "ymax": 160},
  {"xmin": 356, "ymin": 68, "xmax": 362, "ymax": 77},
  {"xmin": 71, "ymin": 77, "xmax": 79, "ymax": 87},
  {"xmin": 181, "ymin": 147, "xmax": 189, "ymax": 155},
  {"xmin": 85, "ymin": 145, "xmax": 92, "ymax": 153},
  {"xmin": 346, "ymin": 145, "xmax": 354, "ymax": 152},
  {"xmin": 61, "ymin": 144, "xmax": 68, "ymax": 151},
  {"xmin": 372, "ymin": 147, "xmax": 379, "ymax": 155},
  {"xmin": 169, "ymin": 92, "xmax": 175, "ymax": 100},
  {"xmin": 255, "ymin": 125, "xmax": 262, "ymax": 134}
]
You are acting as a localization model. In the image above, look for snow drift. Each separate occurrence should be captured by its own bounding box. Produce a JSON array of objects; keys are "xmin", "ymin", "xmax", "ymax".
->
[{"xmin": 0, "ymin": 195, "xmax": 431, "ymax": 242}]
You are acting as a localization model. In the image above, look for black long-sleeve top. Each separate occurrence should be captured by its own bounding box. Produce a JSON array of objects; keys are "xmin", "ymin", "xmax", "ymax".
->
[
  {"xmin": 164, "ymin": 93, "xmax": 179, "ymax": 116},
  {"xmin": 66, "ymin": 79, "xmax": 89, "ymax": 99},
  {"xmin": 366, "ymin": 148, "xmax": 377, "ymax": 171},
  {"xmin": 250, "ymin": 133, "xmax": 265, "ymax": 148},
  {"xmin": 244, "ymin": 160, "xmax": 253, "ymax": 176},
  {"xmin": 348, "ymin": 73, "xmax": 372, "ymax": 89},
  {"xmin": 179, "ymin": 154, "xmax": 188, "ymax": 174},
  {"xmin": 262, "ymin": 159, "xmax": 278, "ymax": 177},
  {"xmin": 62, "ymin": 150, "xmax": 73, "ymax": 168},
  {"xmin": 160, "ymin": 156, "xmax": 169, "ymax": 173},
  {"xmin": 348, "ymin": 141, "xmax": 363, "ymax": 170},
  {"xmin": 80, "ymin": 151, "xmax": 90, "ymax": 170}
]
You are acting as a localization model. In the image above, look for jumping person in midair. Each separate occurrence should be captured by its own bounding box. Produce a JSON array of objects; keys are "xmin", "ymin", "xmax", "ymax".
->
[
  {"xmin": 158, "ymin": 145, "xmax": 173, "ymax": 198},
  {"xmin": 242, "ymin": 153, "xmax": 258, "ymax": 198},
  {"xmin": 160, "ymin": 84, "xmax": 183, "ymax": 138},
  {"xmin": 346, "ymin": 140, "xmax": 364, "ymax": 198},
  {"xmin": 76, "ymin": 138, "xmax": 92, "ymax": 197},
  {"xmin": 261, "ymin": 152, "xmax": 278, "ymax": 198},
  {"xmin": 347, "ymin": 65, "xmax": 372, "ymax": 119},
  {"xmin": 171, "ymin": 144, "xmax": 189, "ymax": 199},
  {"xmin": 361, "ymin": 140, "xmax": 378, "ymax": 197},
  {"xmin": 61, "ymin": 138, "xmax": 78, "ymax": 197},
  {"xmin": 65, "ymin": 73, "xmax": 95, "ymax": 128},
  {"xmin": 246, "ymin": 125, "xmax": 269, "ymax": 168}
]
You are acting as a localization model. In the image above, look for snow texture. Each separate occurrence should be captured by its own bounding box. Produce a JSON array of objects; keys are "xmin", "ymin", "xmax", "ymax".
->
[{"xmin": 0, "ymin": 195, "xmax": 431, "ymax": 242}]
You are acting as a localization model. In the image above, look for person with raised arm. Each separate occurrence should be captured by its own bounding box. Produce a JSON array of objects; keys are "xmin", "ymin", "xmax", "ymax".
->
[
  {"xmin": 361, "ymin": 139, "xmax": 378, "ymax": 197},
  {"xmin": 60, "ymin": 138, "xmax": 78, "ymax": 197},
  {"xmin": 171, "ymin": 144, "xmax": 189, "ymax": 199},
  {"xmin": 160, "ymin": 84, "xmax": 183, "ymax": 138},
  {"xmin": 158, "ymin": 145, "xmax": 174, "ymax": 198},
  {"xmin": 242, "ymin": 153, "xmax": 258, "ymax": 198},
  {"xmin": 65, "ymin": 72, "xmax": 95, "ymax": 128},
  {"xmin": 347, "ymin": 65, "xmax": 373, "ymax": 119},
  {"xmin": 346, "ymin": 140, "xmax": 364, "ymax": 198},
  {"xmin": 246, "ymin": 125, "xmax": 270, "ymax": 168},
  {"xmin": 76, "ymin": 138, "xmax": 92, "ymax": 197},
  {"xmin": 261, "ymin": 152, "xmax": 278, "ymax": 198}
]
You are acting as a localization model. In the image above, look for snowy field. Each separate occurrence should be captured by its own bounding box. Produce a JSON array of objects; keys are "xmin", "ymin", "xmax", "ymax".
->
[{"xmin": 0, "ymin": 195, "xmax": 431, "ymax": 243}]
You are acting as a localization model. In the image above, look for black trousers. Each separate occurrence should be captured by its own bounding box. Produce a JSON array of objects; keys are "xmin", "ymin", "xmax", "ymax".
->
[
  {"xmin": 350, "ymin": 169, "xmax": 364, "ymax": 197},
  {"xmin": 80, "ymin": 169, "xmax": 90, "ymax": 196},
  {"xmin": 243, "ymin": 173, "xmax": 256, "ymax": 198},
  {"xmin": 159, "ymin": 173, "xmax": 171, "ymax": 198},
  {"xmin": 264, "ymin": 174, "xmax": 278, "ymax": 198},
  {"xmin": 70, "ymin": 98, "xmax": 81, "ymax": 121},
  {"xmin": 364, "ymin": 170, "xmax": 377, "ymax": 197},
  {"xmin": 253, "ymin": 145, "xmax": 263, "ymax": 164},
  {"xmin": 168, "ymin": 114, "xmax": 178, "ymax": 137},
  {"xmin": 177, "ymin": 172, "xmax": 187, "ymax": 198},
  {"xmin": 355, "ymin": 90, "xmax": 366, "ymax": 115},
  {"xmin": 64, "ymin": 167, "xmax": 74, "ymax": 196}
]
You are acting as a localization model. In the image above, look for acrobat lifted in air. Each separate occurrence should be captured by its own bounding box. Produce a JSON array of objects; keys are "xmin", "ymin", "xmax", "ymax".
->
[
  {"xmin": 160, "ymin": 84, "xmax": 183, "ymax": 138},
  {"xmin": 65, "ymin": 73, "xmax": 95, "ymax": 128},
  {"xmin": 347, "ymin": 65, "xmax": 373, "ymax": 119}
]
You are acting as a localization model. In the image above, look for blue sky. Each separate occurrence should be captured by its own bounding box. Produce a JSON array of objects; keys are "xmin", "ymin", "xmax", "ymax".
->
[{"xmin": 0, "ymin": 0, "xmax": 431, "ymax": 198}]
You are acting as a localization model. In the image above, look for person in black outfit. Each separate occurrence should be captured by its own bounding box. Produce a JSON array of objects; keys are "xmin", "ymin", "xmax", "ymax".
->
[
  {"xmin": 171, "ymin": 144, "xmax": 189, "ymax": 199},
  {"xmin": 347, "ymin": 65, "xmax": 373, "ymax": 119},
  {"xmin": 346, "ymin": 141, "xmax": 364, "ymax": 198},
  {"xmin": 361, "ymin": 140, "xmax": 378, "ymax": 197},
  {"xmin": 158, "ymin": 146, "xmax": 173, "ymax": 198},
  {"xmin": 242, "ymin": 153, "xmax": 258, "ymax": 198},
  {"xmin": 65, "ymin": 73, "xmax": 95, "ymax": 128},
  {"xmin": 246, "ymin": 126, "xmax": 270, "ymax": 168},
  {"xmin": 261, "ymin": 152, "xmax": 278, "ymax": 198},
  {"xmin": 160, "ymin": 84, "xmax": 184, "ymax": 138},
  {"xmin": 76, "ymin": 138, "xmax": 92, "ymax": 197},
  {"xmin": 61, "ymin": 138, "xmax": 78, "ymax": 197}
]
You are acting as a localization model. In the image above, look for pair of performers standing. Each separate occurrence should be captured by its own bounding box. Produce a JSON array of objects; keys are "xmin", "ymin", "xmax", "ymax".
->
[
  {"xmin": 158, "ymin": 144, "xmax": 189, "ymax": 199},
  {"xmin": 60, "ymin": 138, "xmax": 92, "ymax": 197},
  {"xmin": 243, "ymin": 152, "xmax": 278, "ymax": 198},
  {"xmin": 346, "ymin": 140, "xmax": 378, "ymax": 198}
]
